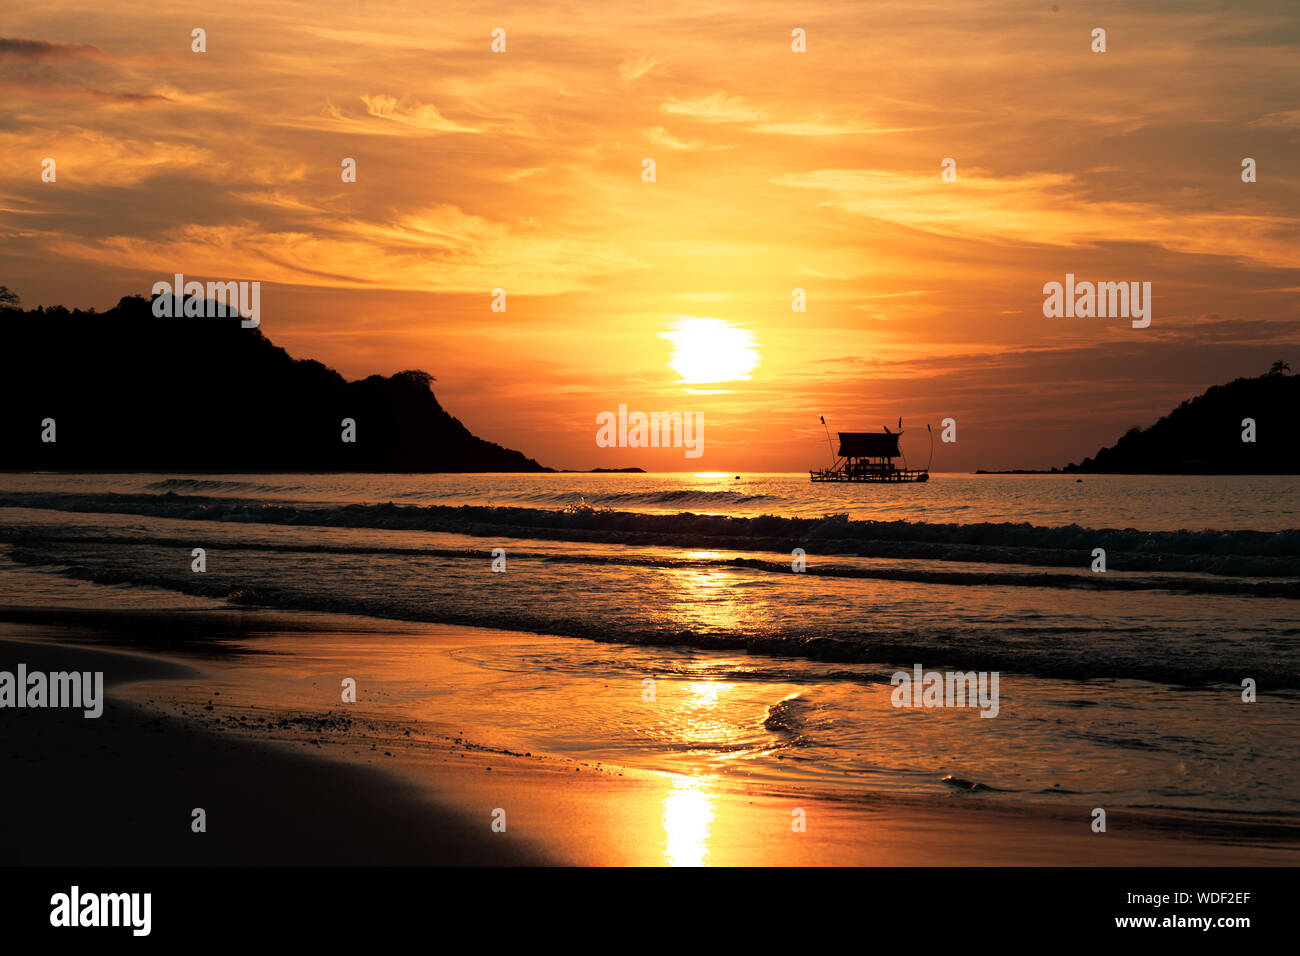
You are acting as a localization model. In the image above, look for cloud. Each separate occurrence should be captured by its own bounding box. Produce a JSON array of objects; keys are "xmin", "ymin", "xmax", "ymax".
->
[
  {"xmin": 47, "ymin": 206, "xmax": 651, "ymax": 295},
  {"xmin": 752, "ymin": 121, "xmax": 915, "ymax": 136},
  {"xmin": 312, "ymin": 95, "xmax": 480, "ymax": 135},
  {"xmin": 660, "ymin": 93, "xmax": 910, "ymax": 138},
  {"xmin": 660, "ymin": 92, "xmax": 767, "ymax": 123},
  {"xmin": 0, "ymin": 36, "xmax": 165, "ymax": 104},
  {"xmin": 646, "ymin": 125, "xmax": 735, "ymax": 151},
  {"xmin": 772, "ymin": 168, "xmax": 1300, "ymax": 268},
  {"xmin": 0, "ymin": 37, "xmax": 103, "ymax": 60},
  {"xmin": 501, "ymin": 167, "xmax": 548, "ymax": 181},
  {"xmin": 0, "ymin": 75, "xmax": 170, "ymax": 103},
  {"xmin": 0, "ymin": 128, "xmax": 217, "ymax": 186},
  {"xmin": 1250, "ymin": 109, "xmax": 1300, "ymax": 128},
  {"xmin": 359, "ymin": 94, "xmax": 479, "ymax": 133},
  {"xmin": 619, "ymin": 55, "xmax": 668, "ymax": 83}
]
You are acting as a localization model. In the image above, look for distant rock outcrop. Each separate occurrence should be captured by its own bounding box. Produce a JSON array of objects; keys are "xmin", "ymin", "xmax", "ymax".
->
[
  {"xmin": 0, "ymin": 294, "xmax": 548, "ymax": 472},
  {"xmin": 1064, "ymin": 369, "xmax": 1299, "ymax": 474}
]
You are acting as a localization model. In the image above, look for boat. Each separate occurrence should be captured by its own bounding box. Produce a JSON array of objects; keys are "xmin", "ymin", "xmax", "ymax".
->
[{"xmin": 809, "ymin": 422, "xmax": 930, "ymax": 483}]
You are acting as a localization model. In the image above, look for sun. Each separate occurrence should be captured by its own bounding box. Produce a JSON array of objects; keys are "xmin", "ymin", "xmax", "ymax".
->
[{"xmin": 660, "ymin": 317, "xmax": 760, "ymax": 386}]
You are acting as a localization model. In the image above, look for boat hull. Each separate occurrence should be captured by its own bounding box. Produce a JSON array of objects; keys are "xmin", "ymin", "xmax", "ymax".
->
[{"xmin": 809, "ymin": 469, "xmax": 929, "ymax": 483}]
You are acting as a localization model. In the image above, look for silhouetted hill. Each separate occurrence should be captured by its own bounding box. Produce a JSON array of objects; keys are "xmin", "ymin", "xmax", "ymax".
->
[
  {"xmin": 1064, "ymin": 370, "xmax": 1300, "ymax": 474},
  {"xmin": 0, "ymin": 294, "xmax": 548, "ymax": 472}
]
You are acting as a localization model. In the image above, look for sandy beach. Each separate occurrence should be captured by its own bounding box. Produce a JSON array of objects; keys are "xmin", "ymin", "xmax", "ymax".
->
[{"xmin": 3, "ymin": 608, "xmax": 1296, "ymax": 867}]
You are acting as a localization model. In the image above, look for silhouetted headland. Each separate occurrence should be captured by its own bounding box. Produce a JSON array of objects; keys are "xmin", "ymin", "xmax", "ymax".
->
[
  {"xmin": 0, "ymin": 293, "xmax": 548, "ymax": 472},
  {"xmin": 1062, "ymin": 367, "xmax": 1298, "ymax": 474},
  {"xmin": 977, "ymin": 367, "xmax": 1298, "ymax": 474}
]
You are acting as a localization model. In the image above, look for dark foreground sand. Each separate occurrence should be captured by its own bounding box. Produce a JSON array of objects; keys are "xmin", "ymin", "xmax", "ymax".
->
[
  {"xmin": 2, "ymin": 611, "xmax": 1297, "ymax": 866},
  {"xmin": 0, "ymin": 635, "xmax": 547, "ymax": 865}
]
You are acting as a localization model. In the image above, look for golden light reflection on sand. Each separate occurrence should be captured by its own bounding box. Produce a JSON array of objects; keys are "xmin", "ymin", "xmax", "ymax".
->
[
  {"xmin": 659, "ymin": 674, "xmax": 743, "ymax": 865},
  {"xmin": 661, "ymin": 775, "xmax": 716, "ymax": 866}
]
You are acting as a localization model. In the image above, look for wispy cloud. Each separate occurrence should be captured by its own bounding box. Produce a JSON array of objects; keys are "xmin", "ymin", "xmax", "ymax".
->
[
  {"xmin": 0, "ymin": 35, "xmax": 165, "ymax": 103},
  {"xmin": 0, "ymin": 37, "xmax": 103, "ymax": 60},
  {"xmin": 49, "ymin": 205, "xmax": 650, "ymax": 294},
  {"xmin": 313, "ymin": 94, "xmax": 481, "ymax": 135},
  {"xmin": 773, "ymin": 168, "xmax": 1300, "ymax": 268},
  {"xmin": 661, "ymin": 92, "xmax": 767, "ymax": 123},
  {"xmin": 619, "ymin": 55, "xmax": 668, "ymax": 83}
]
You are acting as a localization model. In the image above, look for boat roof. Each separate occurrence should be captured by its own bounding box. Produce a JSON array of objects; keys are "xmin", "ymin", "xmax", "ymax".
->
[{"xmin": 837, "ymin": 431, "xmax": 901, "ymax": 458}]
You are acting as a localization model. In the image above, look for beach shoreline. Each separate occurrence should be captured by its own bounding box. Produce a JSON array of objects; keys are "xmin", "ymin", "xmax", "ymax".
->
[{"xmin": 3, "ymin": 608, "xmax": 1296, "ymax": 867}]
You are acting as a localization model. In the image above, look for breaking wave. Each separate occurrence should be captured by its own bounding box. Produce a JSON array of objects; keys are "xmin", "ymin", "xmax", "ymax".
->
[
  {"xmin": 496, "ymin": 488, "xmax": 783, "ymax": 509},
  {"xmin": 144, "ymin": 478, "xmax": 302, "ymax": 494},
  {"xmin": 8, "ymin": 545, "xmax": 1299, "ymax": 690},
  {"xmin": 764, "ymin": 694, "xmax": 812, "ymax": 733},
  {"xmin": 3, "ymin": 490, "xmax": 1298, "ymax": 578}
]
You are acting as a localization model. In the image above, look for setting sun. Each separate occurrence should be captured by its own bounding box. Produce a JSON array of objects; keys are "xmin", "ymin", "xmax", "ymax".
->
[{"xmin": 660, "ymin": 318, "xmax": 761, "ymax": 386}]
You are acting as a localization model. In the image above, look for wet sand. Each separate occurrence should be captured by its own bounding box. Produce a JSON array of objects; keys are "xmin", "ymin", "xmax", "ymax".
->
[
  {"xmin": 2, "ymin": 610, "xmax": 1297, "ymax": 866},
  {"xmin": 0, "ymin": 633, "xmax": 547, "ymax": 865}
]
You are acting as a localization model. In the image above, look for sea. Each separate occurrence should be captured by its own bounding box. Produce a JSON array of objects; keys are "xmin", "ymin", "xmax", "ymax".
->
[{"xmin": 1, "ymin": 471, "xmax": 1297, "ymax": 820}]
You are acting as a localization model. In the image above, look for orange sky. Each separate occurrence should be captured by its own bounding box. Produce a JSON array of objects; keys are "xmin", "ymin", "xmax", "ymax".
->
[{"xmin": 3, "ymin": 1, "xmax": 1298, "ymax": 471}]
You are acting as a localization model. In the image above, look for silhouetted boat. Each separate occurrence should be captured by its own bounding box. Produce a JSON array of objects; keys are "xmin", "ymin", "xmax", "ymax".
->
[{"xmin": 810, "ymin": 423, "xmax": 930, "ymax": 483}]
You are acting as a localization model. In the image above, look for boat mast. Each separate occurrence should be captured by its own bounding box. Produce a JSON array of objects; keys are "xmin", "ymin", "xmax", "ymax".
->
[{"xmin": 820, "ymin": 415, "xmax": 836, "ymax": 467}]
